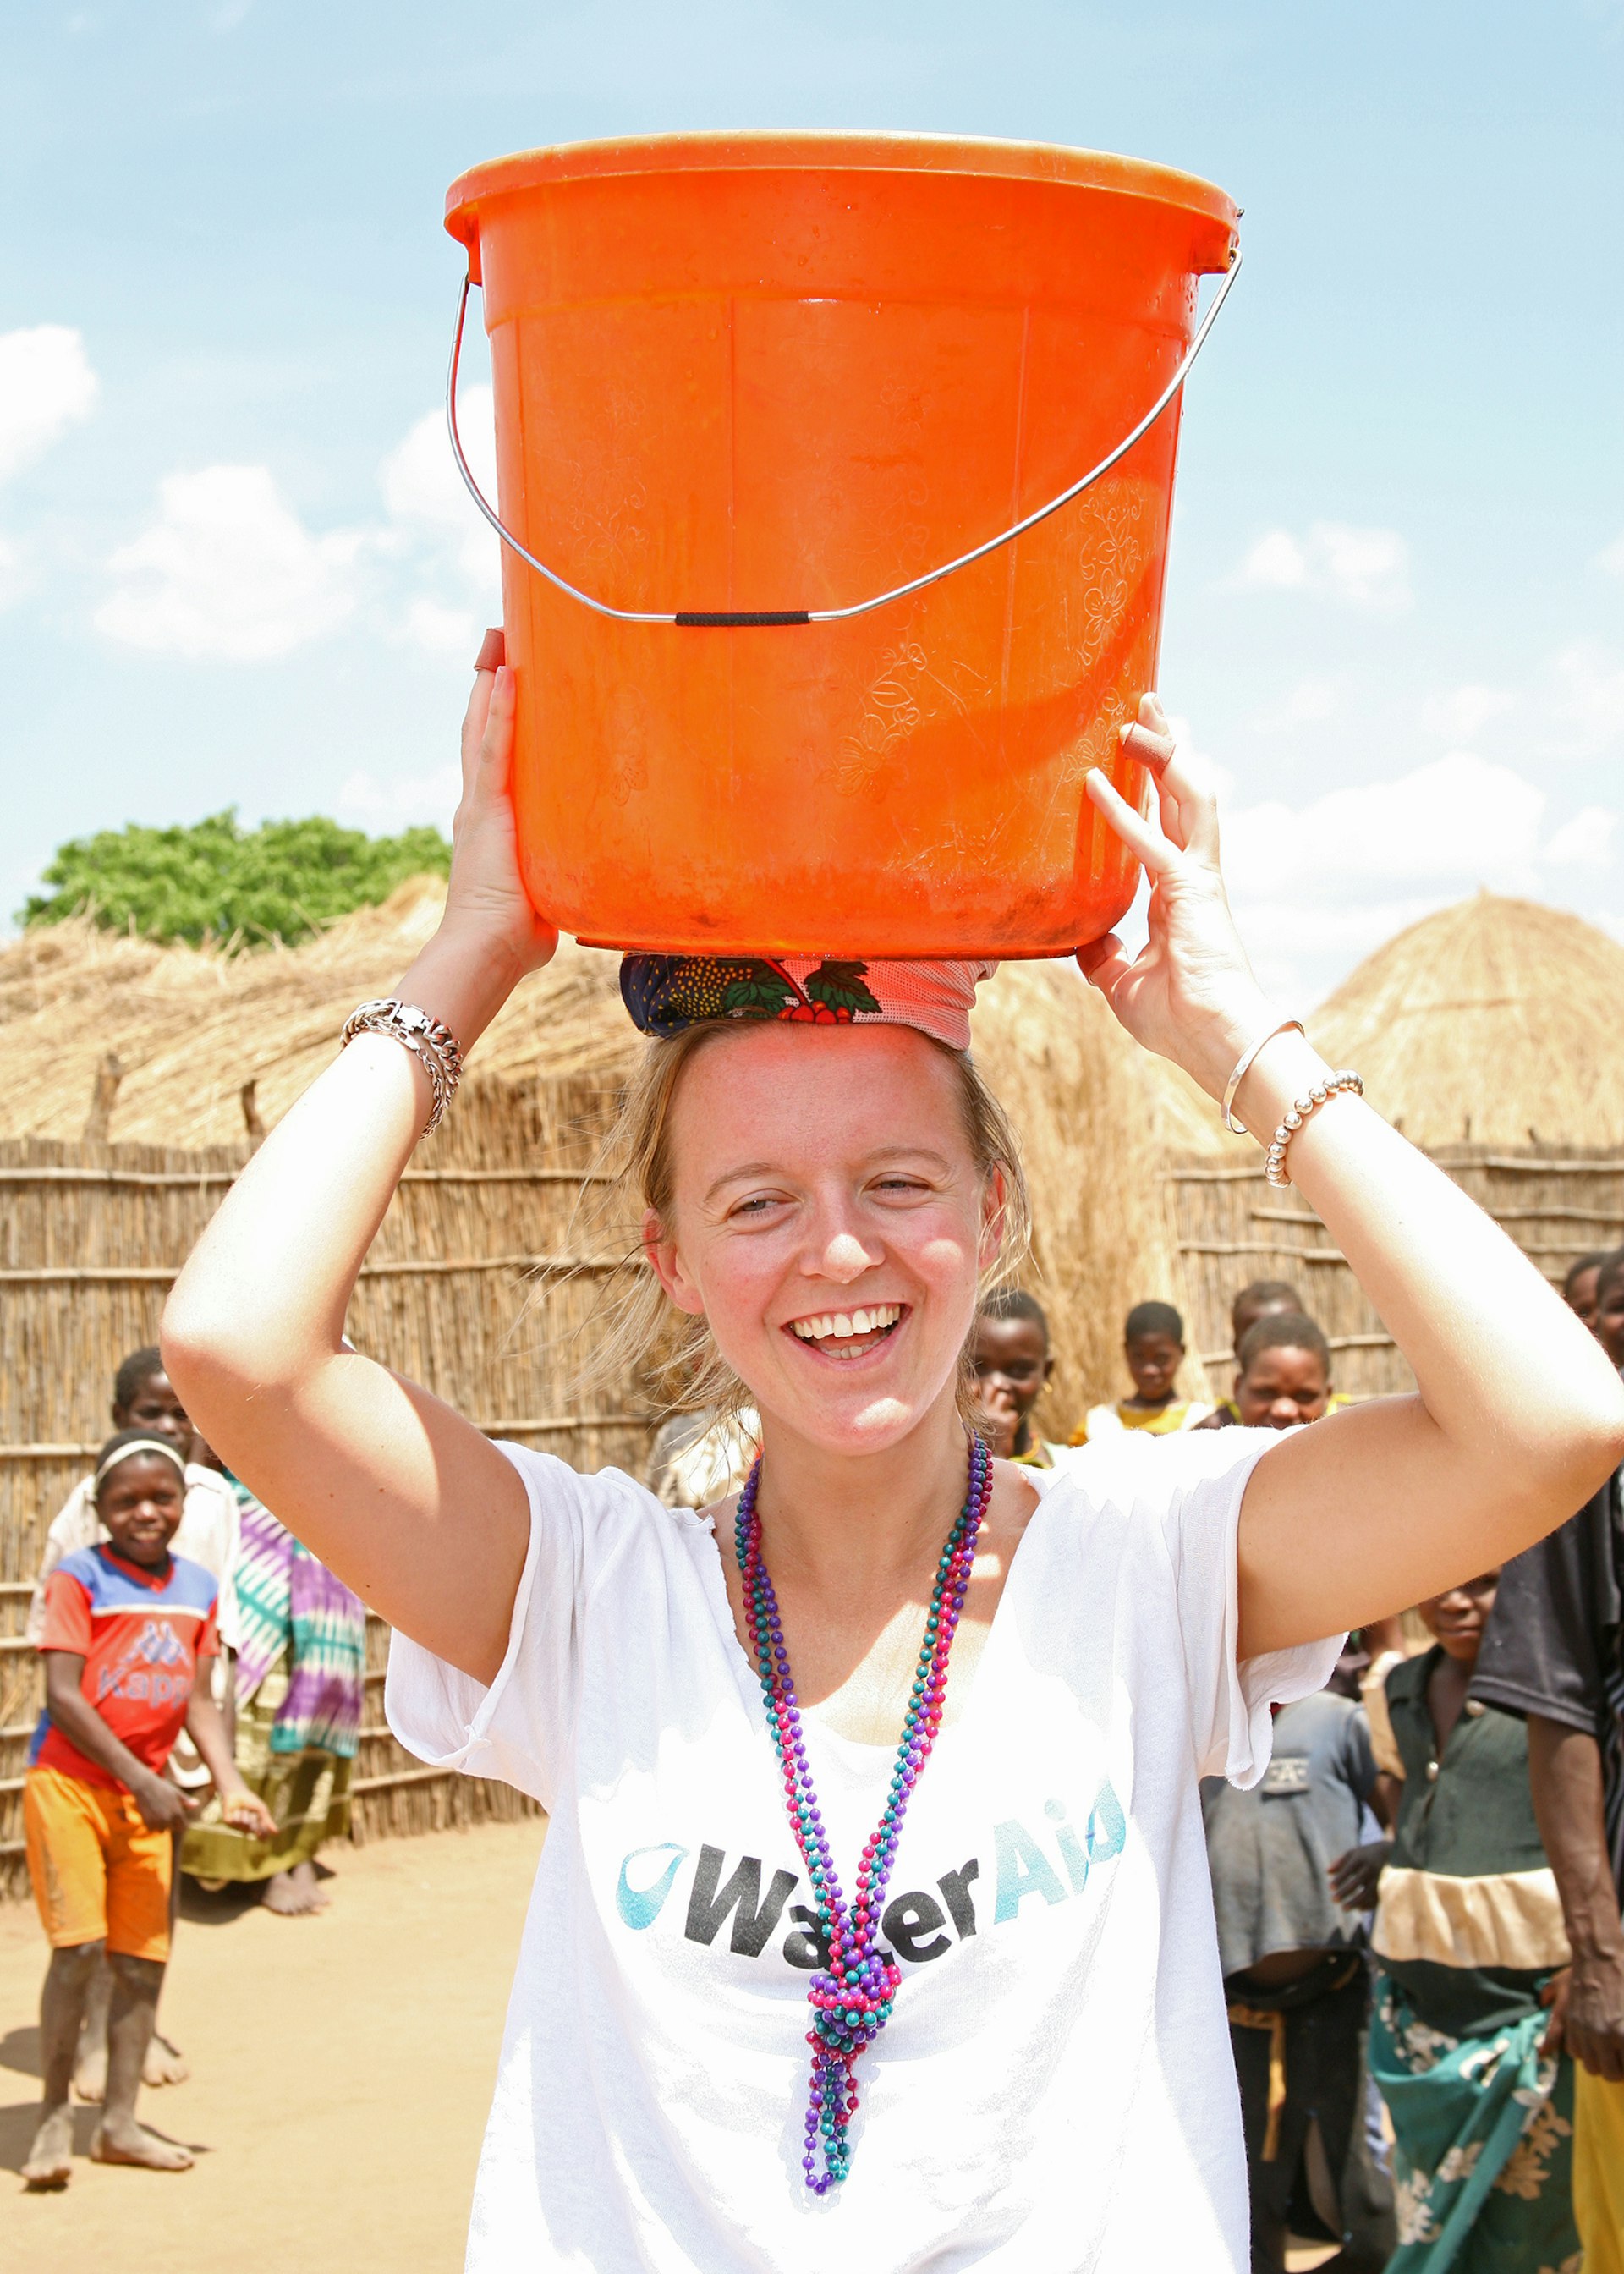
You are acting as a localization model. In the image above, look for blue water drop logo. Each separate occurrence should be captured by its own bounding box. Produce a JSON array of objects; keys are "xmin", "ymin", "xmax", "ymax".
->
[{"xmin": 616, "ymin": 1843, "xmax": 689, "ymax": 1931}]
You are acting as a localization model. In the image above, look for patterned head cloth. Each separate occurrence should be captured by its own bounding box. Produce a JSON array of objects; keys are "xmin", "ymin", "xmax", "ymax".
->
[{"xmin": 620, "ymin": 953, "xmax": 996, "ymax": 1052}]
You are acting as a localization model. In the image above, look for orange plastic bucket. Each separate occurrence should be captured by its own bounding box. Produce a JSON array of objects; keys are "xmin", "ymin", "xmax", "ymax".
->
[{"xmin": 444, "ymin": 133, "xmax": 1238, "ymax": 958}]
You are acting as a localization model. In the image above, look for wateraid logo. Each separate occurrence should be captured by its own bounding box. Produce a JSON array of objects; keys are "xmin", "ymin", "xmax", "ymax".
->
[
  {"xmin": 612, "ymin": 1784, "xmax": 1125, "ymax": 1964},
  {"xmin": 617, "ymin": 1843, "xmax": 690, "ymax": 1931}
]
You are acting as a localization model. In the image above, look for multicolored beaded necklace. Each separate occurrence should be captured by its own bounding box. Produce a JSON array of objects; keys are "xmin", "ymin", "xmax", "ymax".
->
[{"xmin": 734, "ymin": 1432, "xmax": 992, "ymax": 2193}]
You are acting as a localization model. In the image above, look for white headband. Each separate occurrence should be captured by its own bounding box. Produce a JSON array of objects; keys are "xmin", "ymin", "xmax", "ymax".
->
[{"xmin": 94, "ymin": 1436, "xmax": 186, "ymax": 1493}]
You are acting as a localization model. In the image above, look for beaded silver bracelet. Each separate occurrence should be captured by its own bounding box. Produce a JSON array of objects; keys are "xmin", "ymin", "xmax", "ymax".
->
[
  {"xmin": 1265, "ymin": 1070, "xmax": 1364, "ymax": 1189},
  {"xmin": 340, "ymin": 998, "xmax": 464, "ymax": 1138}
]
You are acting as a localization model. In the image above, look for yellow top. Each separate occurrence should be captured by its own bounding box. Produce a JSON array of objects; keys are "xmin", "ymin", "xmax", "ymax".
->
[{"xmin": 1069, "ymin": 1399, "xmax": 1214, "ymax": 1447}]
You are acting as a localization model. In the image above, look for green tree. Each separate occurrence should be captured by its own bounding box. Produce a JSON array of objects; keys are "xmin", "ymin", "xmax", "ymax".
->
[{"xmin": 19, "ymin": 810, "xmax": 453, "ymax": 949}]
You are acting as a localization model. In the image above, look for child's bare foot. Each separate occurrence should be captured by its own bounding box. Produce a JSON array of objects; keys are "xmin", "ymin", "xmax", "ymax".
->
[
  {"xmin": 142, "ymin": 2032, "xmax": 189, "ymax": 2087},
  {"xmin": 72, "ymin": 2041, "xmax": 108, "ymax": 2104},
  {"xmin": 90, "ymin": 2117, "xmax": 194, "ymax": 2172},
  {"xmin": 22, "ymin": 2106, "xmax": 75, "ymax": 2188},
  {"xmin": 262, "ymin": 1862, "xmax": 329, "ymax": 1915}
]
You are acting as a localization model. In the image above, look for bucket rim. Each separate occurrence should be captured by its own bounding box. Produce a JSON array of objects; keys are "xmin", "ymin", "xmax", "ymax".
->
[{"xmin": 446, "ymin": 129, "xmax": 1237, "ymax": 253}]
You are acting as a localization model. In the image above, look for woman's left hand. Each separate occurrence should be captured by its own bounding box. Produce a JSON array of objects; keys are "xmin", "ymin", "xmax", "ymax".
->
[{"xmin": 1078, "ymin": 695, "xmax": 1278, "ymax": 1101}]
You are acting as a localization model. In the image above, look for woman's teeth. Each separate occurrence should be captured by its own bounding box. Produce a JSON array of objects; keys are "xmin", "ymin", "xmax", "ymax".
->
[{"xmin": 790, "ymin": 1305, "xmax": 903, "ymax": 1345}]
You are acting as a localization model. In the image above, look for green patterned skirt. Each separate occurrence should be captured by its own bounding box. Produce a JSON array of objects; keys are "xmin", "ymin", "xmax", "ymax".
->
[
  {"xmin": 181, "ymin": 1652, "xmax": 354, "ymax": 1885},
  {"xmin": 1369, "ymin": 1974, "xmax": 1579, "ymax": 2274}
]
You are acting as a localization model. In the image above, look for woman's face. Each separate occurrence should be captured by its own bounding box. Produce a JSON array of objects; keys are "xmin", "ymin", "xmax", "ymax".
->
[{"xmin": 650, "ymin": 1024, "xmax": 998, "ymax": 1453}]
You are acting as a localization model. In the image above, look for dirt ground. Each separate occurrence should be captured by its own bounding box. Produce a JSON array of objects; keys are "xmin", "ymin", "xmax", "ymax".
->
[
  {"xmin": 2, "ymin": 1816, "xmax": 1337, "ymax": 2271},
  {"xmin": 0, "ymin": 1817, "xmax": 545, "ymax": 2274}
]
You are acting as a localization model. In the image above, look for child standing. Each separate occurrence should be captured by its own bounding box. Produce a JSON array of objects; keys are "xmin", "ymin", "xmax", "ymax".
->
[
  {"xmin": 966, "ymin": 1290, "xmax": 1076, "ymax": 1467},
  {"xmin": 25, "ymin": 1344, "xmax": 240, "ymax": 2096},
  {"xmin": 1201, "ymin": 1321, "xmax": 1396, "ymax": 2271},
  {"xmin": 20, "ymin": 1432, "xmax": 272, "ymax": 2189},
  {"xmin": 1335, "ymin": 1573, "xmax": 1580, "ymax": 2273},
  {"xmin": 1071, "ymin": 1299, "xmax": 1214, "ymax": 1443}
]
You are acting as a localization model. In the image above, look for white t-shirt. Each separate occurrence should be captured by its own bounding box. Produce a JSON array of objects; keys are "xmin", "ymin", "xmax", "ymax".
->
[{"xmin": 387, "ymin": 1428, "xmax": 1340, "ymax": 2274}]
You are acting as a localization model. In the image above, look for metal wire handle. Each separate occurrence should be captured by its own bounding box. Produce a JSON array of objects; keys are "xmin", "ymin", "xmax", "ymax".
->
[{"xmin": 447, "ymin": 252, "xmax": 1241, "ymax": 629}]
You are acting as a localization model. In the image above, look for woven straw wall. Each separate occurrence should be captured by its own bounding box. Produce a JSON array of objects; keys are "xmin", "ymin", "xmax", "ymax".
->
[
  {"xmin": 1166, "ymin": 1146, "xmax": 1624, "ymax": 1397},
  {"xmin": 0, "ymin": 1073, "xmax": 655, "ymax": 1898}
]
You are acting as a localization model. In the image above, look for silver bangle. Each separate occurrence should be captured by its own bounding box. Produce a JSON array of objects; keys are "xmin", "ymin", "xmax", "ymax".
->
[
  {"xmin": 1221, "ymin": 1018, "xmax": 1305, "ymax": 1136},
  {"xmin": 341, "ymin": 998, "xmax": 464, "ymax": 1138},
  {"xmin": 1265, "ymin": 1071, "xmax": 1365, "ymax": 1189}
]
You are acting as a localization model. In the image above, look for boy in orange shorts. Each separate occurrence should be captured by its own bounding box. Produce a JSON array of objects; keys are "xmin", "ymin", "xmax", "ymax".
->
[{"xmin": 21, "ymin": 1431, "xmax": 273, "ymax": 2189}]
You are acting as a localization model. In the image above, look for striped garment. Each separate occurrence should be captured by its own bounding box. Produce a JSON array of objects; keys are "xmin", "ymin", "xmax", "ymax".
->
[{"xmin": 231, "ymin": 1486, "xmax": 365, "ymax": 1760}]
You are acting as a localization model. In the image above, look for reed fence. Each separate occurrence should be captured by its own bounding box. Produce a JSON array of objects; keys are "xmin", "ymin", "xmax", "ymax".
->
[
  {"xmin": 1165, "ymin": 1145, "xmax": 1624, "ymax": 1394},
  {"xmin": 0, "ymin": 1072, "xmax": 656, "ymax": 1897}
]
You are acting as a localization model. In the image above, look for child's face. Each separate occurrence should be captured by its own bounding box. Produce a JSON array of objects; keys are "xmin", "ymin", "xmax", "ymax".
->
[
  {"xmin": 1566, "ymin": 1265, "xmax": 1602, "ymax": 1334},
  {"xmin": 1418, "ymin": 1571, "xmax": 1500, "ymax": 1662},
  {"xmin": 968, "ymin": 1315, "xmax": 1052, "ymax": 1454},
  {"xmin": 1235, "ymin": 1345, "xmax": 1330, "ymax": 1429},
  {"xmin": 112, "ymin": 1368, "xmax": 192, "ymax": 1456},
  {"xmin": 1594, "ymin": 1270, "xmax": 1624, "ymax": 1370},
  {"xmin": 1125, "ymin": 1332, "xmax": 1182, "ymax": 1403},
  {"xmin": 98, "ymin": 1458, "xmax": 184, "ymax": 1568}
]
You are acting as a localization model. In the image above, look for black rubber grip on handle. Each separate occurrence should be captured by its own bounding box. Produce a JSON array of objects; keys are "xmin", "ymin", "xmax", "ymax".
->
[{"xmin": 673, "ymin": 609, "xmax": 812, "ymax": 628}]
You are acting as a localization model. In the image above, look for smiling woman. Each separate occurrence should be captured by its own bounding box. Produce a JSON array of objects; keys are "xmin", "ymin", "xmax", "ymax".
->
[{"xmin": 158, "ymin": 644, "xmax": 1624, "ymax": 2274}]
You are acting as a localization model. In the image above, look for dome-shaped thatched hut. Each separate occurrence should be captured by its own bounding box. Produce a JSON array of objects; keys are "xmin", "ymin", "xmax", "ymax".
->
[
  {"xmin": 1161, "ymin": 892, "xmax": 1624, "ymax": 1397},
  {"xmin": 1313, "ymin": 892, "xmax": 1624, "ymax": 1153}
]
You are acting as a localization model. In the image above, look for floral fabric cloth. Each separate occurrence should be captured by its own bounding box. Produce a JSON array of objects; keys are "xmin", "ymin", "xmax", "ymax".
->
[{"xmin": 1369, "ymin": 1976, "xmax": 1579, "ymax": 2274}]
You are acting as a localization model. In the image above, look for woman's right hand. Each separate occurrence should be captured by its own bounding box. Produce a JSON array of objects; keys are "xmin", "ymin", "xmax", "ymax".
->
[{"xmin": 440, "ymin": 629, "xmax": 559, "ymax": 981}]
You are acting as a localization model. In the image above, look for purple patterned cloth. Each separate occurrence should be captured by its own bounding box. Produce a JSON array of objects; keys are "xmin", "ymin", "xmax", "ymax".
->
[{"xmin": 231, "ymin": 1486, "xmax": 366, "ymax": 1760}]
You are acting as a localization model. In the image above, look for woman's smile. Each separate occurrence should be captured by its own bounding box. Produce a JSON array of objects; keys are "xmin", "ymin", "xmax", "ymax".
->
[{"xmin": 782, "ymin": 1302, "xmax": 908, "ymax": 1363}]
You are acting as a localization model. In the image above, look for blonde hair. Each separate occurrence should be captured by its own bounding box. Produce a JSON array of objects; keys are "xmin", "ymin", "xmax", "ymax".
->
[{"xmin": 579, "ymin": 1021, "xmax": 1031, "ymax": 1423}]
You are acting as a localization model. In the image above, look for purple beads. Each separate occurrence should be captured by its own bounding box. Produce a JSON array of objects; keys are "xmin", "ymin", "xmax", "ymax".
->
[{"xmin": 736, "ymin": 1433, "xmax": 991, "ymax": 2191}]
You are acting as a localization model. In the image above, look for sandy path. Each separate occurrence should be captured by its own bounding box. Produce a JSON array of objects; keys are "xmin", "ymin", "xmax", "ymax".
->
[{"xmin": 0, "ymin": 1819, "xmax": 544, "ymax": 2274}]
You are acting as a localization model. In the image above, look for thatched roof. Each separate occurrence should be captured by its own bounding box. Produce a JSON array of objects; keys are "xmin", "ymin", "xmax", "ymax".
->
[
  {"xmin": 1312, "ymin": 893, "xmax": 1624, "ymax": 1153},
  {"xmin": 0, "ymin": 884, "xmax": 1214, "ymax": 1413},
  {"xmin": 0, "ymin": 880, "xmax": 641, "ymax": 1146}
]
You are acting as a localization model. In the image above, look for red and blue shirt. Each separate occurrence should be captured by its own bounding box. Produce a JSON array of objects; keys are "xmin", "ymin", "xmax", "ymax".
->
[{"xmin": 30, "ymin": 1544, "xmax": 219, "ymax": 1791}]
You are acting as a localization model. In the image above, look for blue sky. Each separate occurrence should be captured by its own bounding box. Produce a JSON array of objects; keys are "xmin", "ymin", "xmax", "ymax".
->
[{"xmin": 3, "ymin": 0, "xmax": 1620, "ymax": 1002}]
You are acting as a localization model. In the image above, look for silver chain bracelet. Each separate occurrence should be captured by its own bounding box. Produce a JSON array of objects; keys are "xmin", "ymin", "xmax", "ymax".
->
[{"xmin": 340, "ymin": 998, "xmax": 465, "ymax": 1138}]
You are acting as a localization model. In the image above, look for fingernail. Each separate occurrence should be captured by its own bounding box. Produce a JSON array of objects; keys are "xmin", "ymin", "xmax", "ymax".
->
[{"xmin": 475, "ymin": 627, "xmax": 505, "ymax": 673}]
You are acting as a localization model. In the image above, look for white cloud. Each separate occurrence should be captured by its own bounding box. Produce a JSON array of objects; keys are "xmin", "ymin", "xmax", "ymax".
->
[
  {"xmin": 1221, "ymin": 751, "xmax": 1545, "ymax": 896},
  {"xmin": 96, "ymin": 464, "xmax": 361, "ymax": 661},
  {"xmin": 1231, "ymin": 519, "xmax": 1410, "ymax": 609},
  {"xmin": 92, "ymin": 391, "xmax": 501, "ymax": 667},
  {"xmin": 1235, "ymin": 529, "xmax": 1309, "ymax": 590},
  {"xmin": 1248, "ymin": 678, "xmax": 1336, "ymax": 734},
  {"xmin": 376, "ymin": 388, "xmax": 501, "ymax": 655},
  {"xmin": 1551, "ymin": 641, "xmax": 1624, "ymax": 755},
  {"xmin": 1598, "ymin": 530, "xmax": 1624, "ymax": 576},
  {"xmin": 1542, "ymin": 804, "xmax": 1618, "ymax": 871},
  {"xmin": 0, "ymin": 326, "xmax": 97, "ymax": 481},
  {"xmin": 337, "ymin": 763, "xmax": 461, "ymax": 827},
  {"xmin": 1422, "ymin": 683, "xmax": 1512, "ymax": 740},
  {"xmin": 400, "ymin": 596, "xmax": 481, "ymax": 655},
  {"xmin": 379, "ymin": 387, "xmax": 499, "ymax": 588}
]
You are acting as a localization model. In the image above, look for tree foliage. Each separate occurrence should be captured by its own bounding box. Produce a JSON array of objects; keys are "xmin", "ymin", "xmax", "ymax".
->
[{"xmin": 19, "ymin": 810, "xmax": 453, "ymax": 950}]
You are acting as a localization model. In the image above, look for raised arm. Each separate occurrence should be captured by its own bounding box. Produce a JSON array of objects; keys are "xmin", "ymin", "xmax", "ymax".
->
[
  {"xmin": 162, "ymin": 644, "xmax": 558, "ymax": 1684},
  {"xmin": 1083, "ymin": 699, "xmax": 1624, "ymax": 1656}
]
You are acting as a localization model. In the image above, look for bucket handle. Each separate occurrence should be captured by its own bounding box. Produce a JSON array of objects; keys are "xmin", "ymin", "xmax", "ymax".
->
[{"xmin": 447, "ymin": 253, "xmax": 1241, "ymax": 629}]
